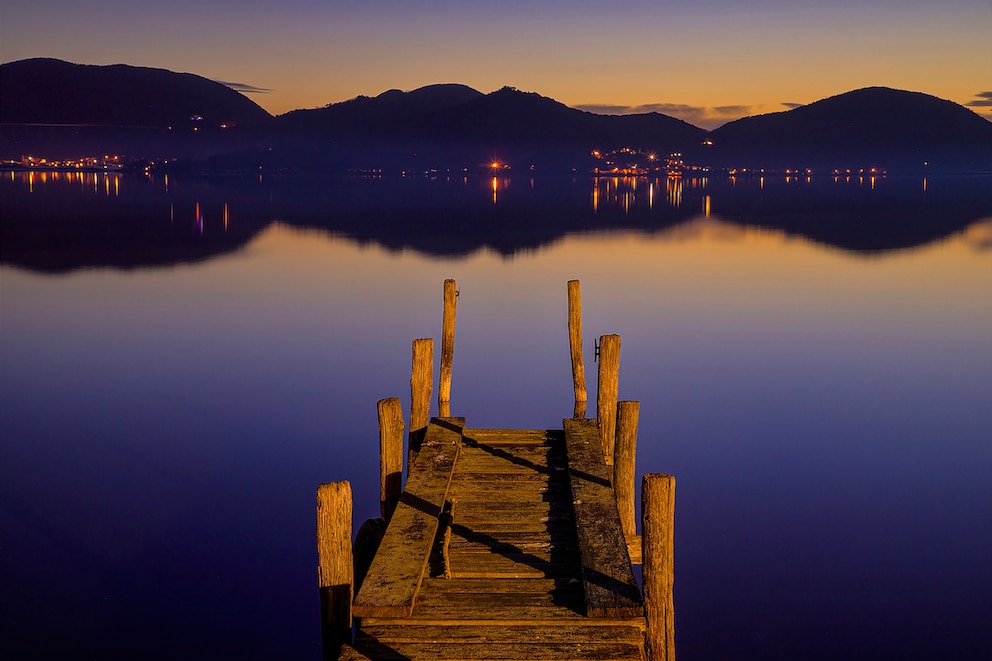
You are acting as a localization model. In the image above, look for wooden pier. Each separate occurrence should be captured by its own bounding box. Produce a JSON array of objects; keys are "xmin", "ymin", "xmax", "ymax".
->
[{"xmin": 317, "ymin": 281, "xmax": 676, "ymax": 661}]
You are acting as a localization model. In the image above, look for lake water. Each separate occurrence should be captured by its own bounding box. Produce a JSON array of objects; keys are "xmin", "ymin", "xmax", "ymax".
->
[{"xmin": 2, "ymin": 171, "xmax": 991, "ymax": 660}]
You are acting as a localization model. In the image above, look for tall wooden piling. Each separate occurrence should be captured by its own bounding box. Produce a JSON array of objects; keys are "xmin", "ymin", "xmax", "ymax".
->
[
  {"xmin": 614, "ymin": 400, "xmax": 640, "ymax": 541},
  {"xmin": 439, "ymin": 279, "xmax": 457, "ymax": 418},
  {"xmin": 597, "ymin": 334, "xmax": 621, "ymax": 462},
  {"xmin": 409, "ymin": 338, "xmax": 434, "ymax": 465},
  {"xmin": 377, "ymin": 397, "xmax": 405, "ymax": 521},
  {"xmin": 316, "ymin": 481, "xmax": 353, "ymax": 661},
  {"xmin": 567, "ymin": 280, "xmax": 586, "ymax": 417},
  {"xmin": 643, "ymin": 473, "xmax": 676, "ymax": 661}
]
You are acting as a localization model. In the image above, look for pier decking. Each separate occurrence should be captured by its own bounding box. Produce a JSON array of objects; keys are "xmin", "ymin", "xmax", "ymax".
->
[{"xmin": 317, "ymin": 281, "xmax": 675, "ymax": 661}]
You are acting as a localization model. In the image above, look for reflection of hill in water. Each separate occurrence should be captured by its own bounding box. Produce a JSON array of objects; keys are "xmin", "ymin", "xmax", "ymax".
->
[
  {"xmin": 707, "ymin": 175, "xmax": 992, "ymax": 253},
  {"xmin": 2, "ymin": 173, "xmax": 991, "ymax": 272}
]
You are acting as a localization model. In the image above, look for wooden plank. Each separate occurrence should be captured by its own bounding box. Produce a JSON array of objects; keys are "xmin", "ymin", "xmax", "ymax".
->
[
  {"xmin": 394, "ymin": 598, "xmax": 591, "ymax": 621},
  {"xmin": 455, "ymin": 454, "xmax": 568, "ymax": 476},
  {"xmin": 413, "ymin": 589, "xmax": 584, "ymax": 610},
  {"xmin": 446, "ymin": 533, "xmax": 571, "ymax": 550},
  {"xmin": 352, "ymin": 418, "xmax": 464, "ymax": 618},
  {"xmin": 347, "ymin": 640, "xmax": 644, "ymax": 660},
  {"xmin": 455, "ymin": 449, "xmax": 563, "ymax": 463},
  {"xmin": 447, "ymin": 522, "xmax": 576, "ymax": 535},
  {"xmin": 455, "ymin": 447, "xmax": 563, "ymax": 460},
  {"xmin": 455, "ymin": 447, "xmax": 563, "ymax": 471},
  {"xmin": 337, "ymin": 644, "xmax": 373, "ymax": 661},
  {"xmin": 361, "ymin": 616, "xmax": 646, "ymax": 628},
  {"xmin": 447, "ymin": 490, "xmax": 568, "ymax": 504},
  {"xmin": 453, "ymin": 501, "xmax": 573, "ymax": 516},
  {"xmin": 358, "ymin": 622, "xmax": 645, "ymax": 644},
  {"xmin": 563, "ymin": 417, "xmax": 644, "ymax": 618},
  {"xmin": 462, "ymin": 429, "xmax": 558, "ymax": 446},
  {"xmin": 446, "ymin": 554, "xmax": 581, "ymax": 578},
  {"xmin": 418, "ymin": 577, "xmax": 578, "ymax": 594},
  {"xmin": 448, "ymin": 549, "xmax": 579, "ymax": 566},
  {"xmin": 451, "ymin": 472, "xmax": 560, "ymax": 483},
  {"xmin": 449, "ymin": 481, "xmax": 568, "ymax": 496}
]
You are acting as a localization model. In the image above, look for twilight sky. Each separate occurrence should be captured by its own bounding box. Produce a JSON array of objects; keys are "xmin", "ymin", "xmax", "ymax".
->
[{"xmin": 3, "ymin": 0, "xmax": 991, "ymax": 129}]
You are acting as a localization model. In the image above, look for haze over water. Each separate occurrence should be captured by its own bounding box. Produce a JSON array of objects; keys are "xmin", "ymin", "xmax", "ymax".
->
[{"xmin": 1, "ymin": 172, "xmax": 991, "ymax": 660}]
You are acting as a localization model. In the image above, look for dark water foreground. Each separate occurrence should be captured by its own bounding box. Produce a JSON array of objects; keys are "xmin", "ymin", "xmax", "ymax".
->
[{"xmin": 1, "ymin": 172, "xmax": 990, "ymax": 660}]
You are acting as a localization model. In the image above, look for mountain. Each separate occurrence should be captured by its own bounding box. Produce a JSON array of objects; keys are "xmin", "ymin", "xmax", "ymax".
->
[
  {"xmin": 707, "ymin": 87, "xmax": 992, "ymax": 173},
  {"xmin": 278, "ymin": 84, "xmax": 484, "ymax": 132},
  {"xmin": 269, "ymin": 85, "xmax": 706, "ymax": 171},
  {"xmin": 0, "ymin": 58, "xmax": 272, "ymax": 128},
  {"xmin": 403, "ymin": 86, "xmax": 705, "ymax": 148},
  {"xmin": 3, "ymin": 59, "xmax": 991, "ymax": 173},
  {"xmin": 277, "ymin": 83, "xmax": 704, "ymax": 147}
]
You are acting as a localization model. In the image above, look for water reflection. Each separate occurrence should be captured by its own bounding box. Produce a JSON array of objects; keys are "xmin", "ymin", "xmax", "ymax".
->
[
  {"xmin": 2, "ymin": 171, "xmax": 992, "ymax": 273},
  {"xmin": 1, "ymin": 179, "xmax": 990, "ymax": 661}
]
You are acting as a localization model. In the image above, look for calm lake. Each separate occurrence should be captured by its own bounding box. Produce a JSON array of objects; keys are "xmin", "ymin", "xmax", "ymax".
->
[{"xmin": 2, "ymin": 171, "xmax": 991, "ymax": 660}]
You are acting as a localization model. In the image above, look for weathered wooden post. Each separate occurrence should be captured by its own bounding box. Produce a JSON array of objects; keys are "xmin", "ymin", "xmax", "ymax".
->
[
  {"xmin": 643, "ymin": 473, "xmax": 676, "ymax": 661},
  {"xmin": 439, "ymin": 279, "xmax": 457, "ymax": 418},
  {"xmin": 316, "ymin": 481, "xmax": 353, "ymax": 661},
  {"xmin": 614, "ymin": 400, "xmax": 640, "ymax": 552},
  {"xmin": 597, "ymin": 334, "xmax": 621, "ymax": 463},
  {"xmin": 377, "ymin": 397, "xmax": 405, "ymax": 521},
  {"xmin": 409, "ymin": 337, "xmax": 433, "ymax": 465},
  {"xmin": 567, "ymin": 280, "xmax": 587, "ymax": 417}
]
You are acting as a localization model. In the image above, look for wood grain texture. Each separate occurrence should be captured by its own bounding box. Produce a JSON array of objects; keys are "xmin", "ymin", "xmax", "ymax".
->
[
  {"xmin": 563, "ymin": 417, "xmax": 643, "ymax": 618},
  {"xmin": 614, "ymin": 400, "xmax": 640, "ymax": 541},
  {"xmin": 409, "ymin": 338, "xmax": 434, "ymax": 464},
  {"xmin": 377, "ymin": 397, "xmax": 405, "ymax": 521},
  {"xmin": 643, "ymin": 473, "xmax": 676, "ymax": 661},
  {"xmin": 439, "ymin": 279, "xmax": 457, "ymax": 417},
  {"xmin": 353, "ymin": 420, "xmax": 463, "ymax": 618},
  {"xmin": 345, "ymin": 422, "xmax": 651, "ymax": 659},
  {"xmin": 567, "ymin": 279, "xmax": 587, "ymax": 406},
  {"xmin": 316, "ymin": 481, "xmax": 352, "ymax": 660},
  {"xmin": 347, "ymin": 640, "xmax": 644, "ymax": 660},
  {"xmin": 596, "ymin": 334, "xmax": 621, "ymax": 463}
]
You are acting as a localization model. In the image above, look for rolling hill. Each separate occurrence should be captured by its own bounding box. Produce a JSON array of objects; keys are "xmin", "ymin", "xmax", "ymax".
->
[
  {"xmin": 707, "ymin": 87, "xmax": 992, "ymax": 172},
  {"xmin": 3, "ymin": 59, "xmax": 991, "ymax": 173},
  {"xmin": 0, "ymin": 58, "xmax": 272, "ymax": 128}
]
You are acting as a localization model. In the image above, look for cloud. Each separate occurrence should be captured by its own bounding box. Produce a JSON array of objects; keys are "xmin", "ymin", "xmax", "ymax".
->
[
  {"xmin": 782, "ymin": 102, "xmax": 804, "ymax": 109},
  {"xmin": 215, "ymin": 80, "xmax": 274, "ymax": 94},
  {"xmin": 574, "ymin": 102, "xmax": 761, "ymax": 129},
  {"xmin": 713, "ymin": 104, "xmax": 753, "ymax": 115},
  {"xmin": 965, "ymin": 91, "xmax": 992, "ymax": 107}
]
